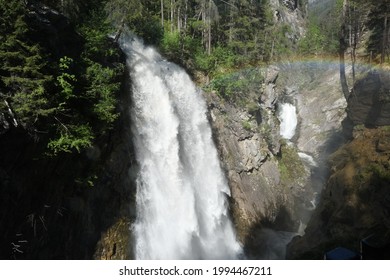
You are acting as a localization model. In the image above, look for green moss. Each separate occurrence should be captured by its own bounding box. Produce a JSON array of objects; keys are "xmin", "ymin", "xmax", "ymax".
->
[
  {"xmin": 278, "ymin": 144, "xmax": 306, "ymax": 186},
  {"xmin": 242, "ymin": 120, "xmax": 252, "ymax": 131},
  {"xmin": 208, "ymin": 68, "xmax": 264, "ymax": 100},
  {"xmin": 382, "ymin": 125, "xmax": 390, "ymax": 132}
]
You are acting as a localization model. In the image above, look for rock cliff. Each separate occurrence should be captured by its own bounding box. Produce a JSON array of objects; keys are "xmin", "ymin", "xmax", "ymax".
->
[
  {"xmin": 346, "ymin": 69, "xmax": 390, "ymax": 127},
  {"xmin": 204, "ymin": 61, "xmax": 347, "ymax": 258},
  {"xmin": 287, "ymin": 67, "xmax": 390, "ymax": 259},
  {"xmin": 287, "ymin": 126, "xmax": 390, "ymax": 259}
]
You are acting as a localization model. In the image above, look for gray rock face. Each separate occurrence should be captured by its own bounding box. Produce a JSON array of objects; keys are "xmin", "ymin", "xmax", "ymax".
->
[
  {"xmin": 270, "ymin": 0, "xmax": 306, "ymax": 41},
  {"xmin": 285, "ymin": 67, "xmax": 390, "ymax": 259},
  {"xmin": 205, "ymin": 62, "xmax": 348, "ymax": 258},
  {"xmin": 276, "ymin": 62, "xmax": 347, "ymax": 159},
  {"xmin": 347, "ymin": 70, "xmax": 390, "ymax": 127},
  {"xmin": 205, "ymin": 68, "xmax": 303, "ymax": 247},
  {"xmin": 281, "ymin": 0, "xmax": 298, "ymax": 10}
]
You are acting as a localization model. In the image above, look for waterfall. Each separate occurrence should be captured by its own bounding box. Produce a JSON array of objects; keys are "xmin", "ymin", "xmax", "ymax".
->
[
  {"xmin": 119, "ymin": 35, "xmax": 242, "ymax": 260},
  {"xmin": 279, "ymin": 103, "xmax": 297, "ymax": 140}
]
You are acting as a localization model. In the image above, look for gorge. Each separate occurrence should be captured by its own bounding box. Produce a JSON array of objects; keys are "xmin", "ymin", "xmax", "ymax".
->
[{"xmin": 0, "ymin": 0, "xmax": 389, "ymax": 260}]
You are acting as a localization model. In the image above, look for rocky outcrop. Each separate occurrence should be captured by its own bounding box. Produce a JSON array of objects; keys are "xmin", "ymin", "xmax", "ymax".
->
[
  {"xmin": 270, "ymin": 0, "xmax": 306, "ymax": 43},
  {"xmin": 205, "ymin": 61, "xmax": 349, "ymax": 259},
  {"xmin": 275, "ymin": 63, "xmax": 348, "ymax": 163},
  {"xmin": 346, "ymin": 69, "xmax": 390, "ymax": 127},
  {"xmin": 205, "ymin": 66, "xmax": 305, "ymax": 258},
  {"xmin": 287, "ymin": 66, "xmax": 390, "ymax": 259},
  {"xmin": 287, "ymin": 126, "xmax": 390, "ymax": 259}
]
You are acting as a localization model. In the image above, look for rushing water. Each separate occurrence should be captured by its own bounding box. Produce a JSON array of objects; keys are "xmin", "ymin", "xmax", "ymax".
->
[
  {"xmin": 120, "ymin": 35, "xmax": 242, "ymax": 259},
  {"xmin": 279, "ymin": 103, "xmax": 297, "ymax": 140}
]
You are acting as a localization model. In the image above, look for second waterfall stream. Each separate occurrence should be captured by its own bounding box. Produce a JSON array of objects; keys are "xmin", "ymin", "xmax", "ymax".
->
[{"xmin": 120, "ymin": 35, "xmax": 242, "ymax": 259}]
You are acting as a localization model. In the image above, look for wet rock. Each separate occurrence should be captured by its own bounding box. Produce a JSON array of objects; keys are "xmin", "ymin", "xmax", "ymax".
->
[
  {"xmin": 94, "ymin": 218, "xmax": 133, "ymax": 260},
  {"xmin": 204, "ymin": 79, "xmax": 300, "ymax": 246}
]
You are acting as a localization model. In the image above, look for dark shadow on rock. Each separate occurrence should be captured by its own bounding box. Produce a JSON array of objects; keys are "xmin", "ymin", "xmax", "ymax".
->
[
  {"xmin": 243, "ymin": 205, "xmax": 298, "ymax": 259},
  {"xmin": 286, "ymin": 126, "xmax": 390, "ymax": 259},
  {"xmin": 347, "ymin": 69, "xmax": 390, "ymax": 128}
]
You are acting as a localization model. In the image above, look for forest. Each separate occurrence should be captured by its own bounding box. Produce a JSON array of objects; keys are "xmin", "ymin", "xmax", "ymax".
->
[{"xmin": 1, "ymin": 0, "xmax": 389, "ymax": 157}]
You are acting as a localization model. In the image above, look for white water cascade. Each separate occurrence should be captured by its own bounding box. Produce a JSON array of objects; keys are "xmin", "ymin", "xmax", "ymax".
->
[
  {"xmin": 279, "ymin": 103, "xmax": 297, "ymax": 140},
  {"xmin": 120, "ymin": 36, "xmax": 242, "ymax": 260}
]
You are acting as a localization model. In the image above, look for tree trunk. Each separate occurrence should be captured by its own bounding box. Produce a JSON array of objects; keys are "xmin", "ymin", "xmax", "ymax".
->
[
  {"xmin": 184, "ymin": 0, "xmax": 188, "ymax": 30},
  {"xmin": 170, "ymin": 0, "xmax": 174, "ymax": 32},
  {"xmin": 207, "ymin": 0, "xmax": 211, "ymax": 55},
  {"xmin": 178, "ymin": 6, "xmax": 181, "ymax": 32},
  {"xmin": 339, "ymin": 0, "xmax": 350, "ymax": 100},
  {"xmin": 381, "ymin": 14, "xmax": 388, "ymax": 64},
  {"xmin": 201, "ymin": 1, "xmax": 206, "ymax": 50},
  {"xmin": 228, "ymin": 0, "xmax": 234, "ymax": 44},
  {"xmin": 350, "ymin": 5, "xmax": 358, "ymax": 88},
  {"xmin": 161, "ymin": 0, "xmax": 164, "ymax": 27}
]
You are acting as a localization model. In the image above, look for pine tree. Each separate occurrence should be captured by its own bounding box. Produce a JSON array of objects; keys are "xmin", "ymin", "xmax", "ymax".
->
[
  {"xmin": 365, "ymin": 0, "xmax": 390, "ymax": 63},
  {"xmin": 0, "ymin": 0, "xmax": 54, "ymax": 131}
]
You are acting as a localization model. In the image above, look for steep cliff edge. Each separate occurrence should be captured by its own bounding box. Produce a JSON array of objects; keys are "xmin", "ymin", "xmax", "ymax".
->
[
  {"xmin": 346, "ymin": 69, "xmax": 390, "ymax": 128},
  {"xmin": 287, "ymin": 68, "xmax": 390, "ymax": 259},
  {"xmin": 287, "ymin": 126, "xmax": 390, "ymax": 259},
  {"xmin": 204, "ymin": 61, "xmax": 347, "ymax": 258}
]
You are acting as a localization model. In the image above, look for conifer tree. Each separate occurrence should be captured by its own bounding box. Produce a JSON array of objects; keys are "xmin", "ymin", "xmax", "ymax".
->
[{"xmin": 0, "ymin": 0, "xmax": 53, "ymax": 131}]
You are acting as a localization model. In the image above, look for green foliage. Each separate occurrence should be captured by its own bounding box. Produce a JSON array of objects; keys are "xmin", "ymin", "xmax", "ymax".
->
[
  {"xmin": 368, "ymin": 163, "xmax": 390, "ymax": 182},
  {"xmin": 242, "ymin": 120, "xmax": 252, "ymax": 131},
  {"xmin": 271, "ymin": 24, "xmax": 296, "ymax": 58},
  {"xmin": 78, "ymin": 8, "xmax": 124, "ymax": 134},
  {"xmin": 299, "ymin": 0, "xmax": 342, "ymax": 56},
  {"xmin": 260, "ymin": 122, "xmax": 273, "ymax": 145},
  {"xmin": 278, "ymin": 144, "xmax": 306, "ymax": 185},
  {"xmin": 84, "ymin": 61, "xmax": 120, "ymax": 126},
  {"xmin": 11, "ymin": 85, "xmax": 56, "ymax": 126},
  {"xmin": 48, "ymin": 124, "xmax": 94, "ymax": 154},
  {"xmin": 298, "ymin": 21, "xmax": 326, "ymax": 55},
  {"xmin": 161, "ymin": 31, "xmax": 181, "ymax": 58},
  {"xmin": 366, "ymin": 0, "xmax": 390, "ymax": 61},
  {"xmin": 208, "ymin": 68, "xmax": 264, "ymax": 99},
  {"xmin": 57, "ymin": 56, "xmax": 76, "ymax": 100},
  {"xmin": 0, "ymin": 0, "xmax": 55, "ymax": 130},
  {"xmin": 1, "ymin": 1, "xmax": 124, "ymax": 156},
  {"xmin": 160, "ymin": 30, "xmax": 201, "ymax": 68},
  {"xmin": 133, "ymin": 16, "xmax": 163, "ymax": 46}
]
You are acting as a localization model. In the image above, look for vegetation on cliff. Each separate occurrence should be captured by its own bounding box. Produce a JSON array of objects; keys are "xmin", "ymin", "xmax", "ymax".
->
[
  {"xmin": 0, "ymin": 0, "xmax": 124, "ymax": 155},
  {"xmin": 304, "ymin": 0, "xmax": 389, "ymax": 63},
  {"xmin": 288, "ymin": 126, "xmax": 390, "ymax": 259}
]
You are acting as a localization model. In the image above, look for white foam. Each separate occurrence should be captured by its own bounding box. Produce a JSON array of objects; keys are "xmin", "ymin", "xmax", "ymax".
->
[
  {"xmin": 279, "ymin": 103, "xmax": 297, "ymax": 140},
  {"xmin": 120, "ymin": 35, "xmax": 242, "ymax": 260}
]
